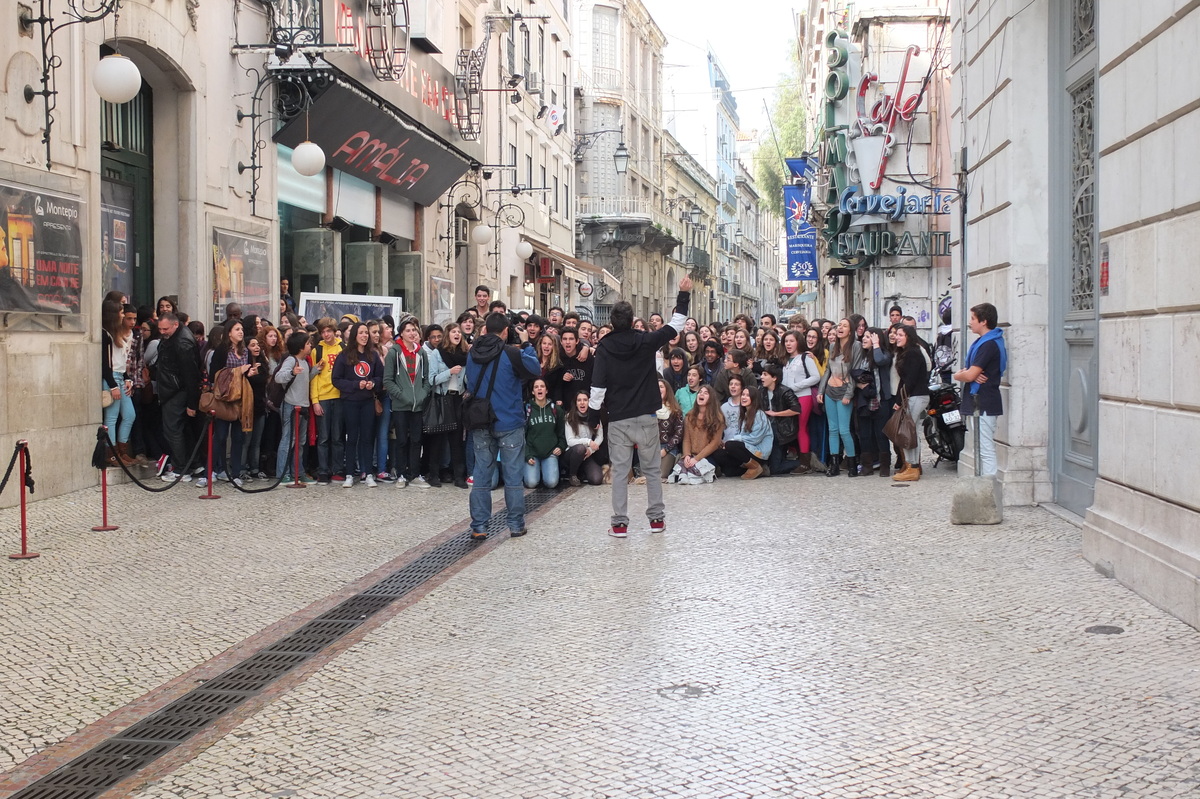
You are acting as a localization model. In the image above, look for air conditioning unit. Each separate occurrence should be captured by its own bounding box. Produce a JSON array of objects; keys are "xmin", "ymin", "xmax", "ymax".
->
[
  {"xmin": 525, "ymin": 71, "xmax": 543, "ymax": 95},
  {"xmin": 455, "ymin": 218, "xmax": 470, "ymax": 245}
]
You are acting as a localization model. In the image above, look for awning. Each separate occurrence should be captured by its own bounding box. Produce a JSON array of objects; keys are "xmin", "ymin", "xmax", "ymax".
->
[
  {"xmin": 526, "ymin": 240, "xmax": 621, "ymax": 294},
  {"xmin": 273, "ymin": 82, "xmax": 471, "ymax": 207}
]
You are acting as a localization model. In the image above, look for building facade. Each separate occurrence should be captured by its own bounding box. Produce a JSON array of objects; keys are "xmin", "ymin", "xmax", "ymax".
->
[{"xmin": 955, "ymin": 1, "xmax": 1200, "ymax": 629}]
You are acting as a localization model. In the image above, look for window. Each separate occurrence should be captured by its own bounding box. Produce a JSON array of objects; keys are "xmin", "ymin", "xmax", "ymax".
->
[
  {"xmin": 553, "ymin": 176, "xmax": 560, "ymax": 213},
  {"xmin": 522, "ymin": 26, "xmax": 531, "ymax": 76},
  {"xmin": 526, "ymin": 154, "xmax": 533, "ymax": 186},
  {"xmin": 540, "ymin": 166, "xmax": 547, "ymax": 201},
  {"xmin": 564, "ymin": 182, "xmax": 570, "ymax": 219},
  {"xmin": 594, "ymin": 7, "xmax": 617, "ymax": 71}
]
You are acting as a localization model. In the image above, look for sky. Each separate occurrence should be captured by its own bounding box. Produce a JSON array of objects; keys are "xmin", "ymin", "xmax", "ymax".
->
[{"xmin": 639, "ymin": 0, "xmax": 799, "ymax": 178}]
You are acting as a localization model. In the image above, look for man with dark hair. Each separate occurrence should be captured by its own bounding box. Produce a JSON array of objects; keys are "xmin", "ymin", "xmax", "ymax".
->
[
  {"xmin": 558, "ymin": 326, "xmax": 593, "ymax": 405},
  {"xmin": 712, "ymin": 348, "xmax": 755, "ymax": 404},
  {"xmin": 588, "ymin": 276, "xmax": 692, "ymax": 538},
  {"xmin": 156, "ymin": 313, "xmax": 202, "ymax": 482},
  {"xmin": 563, "ymin": 311, "xmax": 581, "ymax": 327},
  {"xmin": 889, "ymin": 304, "xmax": 903, "ymax": 325},
  {"xmin": 473, "ymin": 285, "xmax": 491, "ymax": 319},
  {"xmin": 548, "ymin": 306, "xmax": 564, "ymax": 326},
  {"xmin": 524, "ymin": 314, "xmax": 546, "ymax": 341},
  {"xmin": 464, "ymin": 312, "xmax": 541, "ymax": 539},
  {"xmin": 225, "ymin": 302, "xmax": 243, "ymax": 322},
  {"xmin": 648, "ymin": 312, "xmax": 664, "ymax": 331},
  {"xmin": 760, "ymin": 313, "xmax": 776, "ymax": 328},
  {"xmin": 954, "ymin": 302, "xmax": 1005, "ymax": 476}
]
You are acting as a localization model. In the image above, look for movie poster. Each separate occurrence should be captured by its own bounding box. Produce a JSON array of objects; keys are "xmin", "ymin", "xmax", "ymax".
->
[
  {"xmin": 0, "ymin": 180, "xmax": 84, "ymax": 313},
  {"xmin": 429, "ymin": 275, "xmax": 453, "ymax": 326},
  {"xmin": 100, "ymin": 180, "xmax": 135, "ymax": 302},
  {"xmin": 212, "ymin": 229, "xmax": 271, "ymax": 321}
]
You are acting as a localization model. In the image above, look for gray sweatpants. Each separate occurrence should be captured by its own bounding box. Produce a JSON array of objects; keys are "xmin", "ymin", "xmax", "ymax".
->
[{"xmin": 607, "ymin": 414, "xmax": 665, "ymax": 527}]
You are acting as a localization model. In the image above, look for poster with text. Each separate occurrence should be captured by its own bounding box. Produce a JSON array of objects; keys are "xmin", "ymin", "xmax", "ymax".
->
[
  {"xmin": 429, "ymin": 275, "xmax": 453, "ymax": 326},
  {"xmin": 212, "ymin": 229, "xmax": 271, "ymax": 323},
  {"xmin": 783, "ymin": 184, "xmax": 819, "ymax": 282},
  {"xmin": 100, "ymin": 180, "xmax": 135, "ymax": 302},
  {"xmin": 0, "ymin": 180, "xmax": 83, "ymax": 313}
]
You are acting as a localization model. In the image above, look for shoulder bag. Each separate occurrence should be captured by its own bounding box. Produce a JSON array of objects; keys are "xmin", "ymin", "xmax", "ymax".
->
[
  {"xmin": 883, "ymin": 386, "xmax": 917, "ymax": 450},
  {"xmin": 462, "ymin": 358, "xmax": 500, "ymax": 431}
]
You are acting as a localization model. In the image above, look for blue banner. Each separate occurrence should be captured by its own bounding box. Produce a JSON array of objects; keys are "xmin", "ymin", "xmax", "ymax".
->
[
  {"xmin": 784, "ymin": 184, "xmax": 818, "ymax": 281},
  {"xmin": 785, "ymin": 157, "xmax": 817, "ymax": 180}
]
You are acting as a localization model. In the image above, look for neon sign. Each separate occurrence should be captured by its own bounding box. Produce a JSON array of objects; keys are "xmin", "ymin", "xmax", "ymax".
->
[
  {"xmin": 839, "ymin": 186, "xmax": 955, "ymax": 220},
  {"xmin": 854, "ymin": 45, "xmax": 923, "ymax": 190}
]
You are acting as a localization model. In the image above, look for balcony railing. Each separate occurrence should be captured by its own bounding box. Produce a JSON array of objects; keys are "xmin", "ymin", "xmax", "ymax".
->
[
  {"xmin": 577, "ymin": 197, "xmax": 685, "ymax": 241},
  {"xmin": 683, "ymin": 246, "xmax": 711, "ymax": 274}
]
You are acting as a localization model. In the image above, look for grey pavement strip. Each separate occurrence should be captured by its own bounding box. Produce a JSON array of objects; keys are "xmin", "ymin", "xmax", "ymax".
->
[
  {"xmin": 120, "ymin": 467, "xmax": 1200, "ymax": 799},
  {"xmin": 0, "ymin": 475, "xmax": 487, "ymax": 776},
  {"xmin": 4, "ymin": 488, "xmax": 561, "ymax": 799}
]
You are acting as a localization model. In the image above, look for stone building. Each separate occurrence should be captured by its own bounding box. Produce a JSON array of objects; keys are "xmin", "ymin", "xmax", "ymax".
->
[
  {"xmin": 955, "ymin": 1, "xmax": 1200, "ymax": 629},
  {"xmin": 661, "ymin": 131, "xmax": 717, "ymax": 320}
]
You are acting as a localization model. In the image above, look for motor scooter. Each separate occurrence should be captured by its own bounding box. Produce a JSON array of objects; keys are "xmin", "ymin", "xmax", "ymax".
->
[{"xmin": 924, "ymin": 357, "xmax": 966, "ymax": 466}]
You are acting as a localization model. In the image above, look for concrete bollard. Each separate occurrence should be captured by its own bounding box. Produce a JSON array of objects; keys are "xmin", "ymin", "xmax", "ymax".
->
[{"xmin": 950, "ymin": 410, "xmax": 1003, "ymax": 525}]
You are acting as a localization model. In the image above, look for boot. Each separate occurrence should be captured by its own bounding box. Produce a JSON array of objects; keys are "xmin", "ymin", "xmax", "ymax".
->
[
  {"xmin": 845, "ymin": 455, "xmax": 858, "ymax": 478},
  {"xmin": 105, "ymin": 446, "xmax": 120, "ymax": 468},
  {"xmin": 741, "ymin": 459, "xmax": 763, "ymax": 480},
  {"xmin": 860, "ymin": 452, "xmax": 875, "ymax": 477},
  {"xmin": 894, "ymin": 451, "xmax": 904, "ymax": 470},
  {"xmin": 893, "ymin": 464, "xmax": 921, "ymax": 482},
  {"xmin": 791, "ymin": 453, "xmax": 812, "ymax": 475},
  {"xmin": 115, "ymin": 442, "xmax": 137, "ymax": 467},
  {"xmin": 825, "ymin": 454, "xmax": 842, "ymax": 477},
  {"xmin": 877, "ymin": 457, "xmax": 891, "ymax": 478}
]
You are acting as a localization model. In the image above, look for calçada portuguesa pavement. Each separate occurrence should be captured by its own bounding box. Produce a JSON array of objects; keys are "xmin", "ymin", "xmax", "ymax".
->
[{"xmin": 1, "ymin": 462, "xmax": 1200, "ymax": 798}]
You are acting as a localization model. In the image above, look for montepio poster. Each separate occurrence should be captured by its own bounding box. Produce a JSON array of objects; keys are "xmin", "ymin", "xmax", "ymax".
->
[
  {"xmin": 0, "ymin": 180, "xmax": 84, "ymax": 313},
  {"xmin": 212, "ymin": 228, "xmax": 271, "ymax": 321}
]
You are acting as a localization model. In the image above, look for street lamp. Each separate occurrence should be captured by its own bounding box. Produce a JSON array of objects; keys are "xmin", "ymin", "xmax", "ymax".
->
[
  {"xmin": 690, "ymin": 206, "xmax": 702, "ymax": 225},
  {"xmin": 613, "ymin": 141, "xmax": 630, "ymax": 175}
]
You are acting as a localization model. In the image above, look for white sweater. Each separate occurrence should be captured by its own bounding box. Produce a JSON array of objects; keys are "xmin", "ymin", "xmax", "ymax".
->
[
  {"xmin": 782, "ymin": 353, "xmax": 820, "ymax": 395},
  {"xmin": 565, "ymin": 419, "xmax": 603, "ymax": 449}
]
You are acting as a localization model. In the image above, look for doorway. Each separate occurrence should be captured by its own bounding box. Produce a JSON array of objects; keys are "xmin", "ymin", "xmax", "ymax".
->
[
  {"xmin": 1049, "ymin": 2, "xmax": 1099, "ymax": 515},
  {"xmin": 99, "ymin": 61, "xmax": 153, "ymax": 306}
]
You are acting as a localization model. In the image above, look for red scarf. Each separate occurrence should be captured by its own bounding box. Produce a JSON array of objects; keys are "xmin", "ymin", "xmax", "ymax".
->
[{"xmin": 400, "ymin": 341, "xmax": 418, "ymax": 383}]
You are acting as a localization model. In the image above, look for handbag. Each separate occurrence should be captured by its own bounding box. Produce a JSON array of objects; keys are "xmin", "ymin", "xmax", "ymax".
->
[
  {"xmin": 265, "ymin": 359, "xmax": 295, "ymax": 413},
  {"xmin": 463, "ymin": 358, "xmax": 501, "ymax": 431},
  {"xmin": 199, "ymin": 389, "xmax": 241, "ymax": 422},
  {"xmin": 422, "ymin": 392, "xmax": 458, "ymax": 434},
  {"xmin": 883, "ymin": 387, "xmax": 917, "ymax": 450},
  {"xmin": 101, "ymin": 388, "xmax": 114, "ymax": 409}
]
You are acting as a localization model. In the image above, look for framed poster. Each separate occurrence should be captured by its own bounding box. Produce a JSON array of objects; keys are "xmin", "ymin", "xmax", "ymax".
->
[
  {"xmin": 429, "ymin": 275, "xmax": 453, "ymax": 326},
  {"xmin": 212, "ymin": 228, "xmax": 271, "ymax": 321},
  {"xmin": 101, "ymin": 179, "xmax": 135, "ymax": 302},
  {"xmin": 298, "ymin": 292, "xmax": 403, "ymax": 325},
  {"xmin": 0, "ymin": 180, "xmax": 84, "ymax": 313}
]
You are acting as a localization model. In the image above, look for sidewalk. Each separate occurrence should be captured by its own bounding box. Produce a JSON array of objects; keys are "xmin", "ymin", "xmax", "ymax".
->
[{"xmin": 5, "ymin": 464, "xmax": 1200, "ymax": 797}]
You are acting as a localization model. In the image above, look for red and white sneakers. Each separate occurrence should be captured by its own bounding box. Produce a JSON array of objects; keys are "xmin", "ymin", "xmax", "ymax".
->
[
  {"xmin": 609, "ymin": 524, "xmax": 628, "ymax": 538},
  {"xmin": 650, "ymin": 518, "xmax": 666, "ymax": 534}
]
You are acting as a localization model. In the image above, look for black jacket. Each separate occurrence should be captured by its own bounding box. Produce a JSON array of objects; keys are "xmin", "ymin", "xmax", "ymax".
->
[
  {"xmin": 156, "ymin": 325, "xmax": 202, "ymax": 409},
  {"xmin": 589, "ymin": 290, "xmax": 690, "ymax": 424}
]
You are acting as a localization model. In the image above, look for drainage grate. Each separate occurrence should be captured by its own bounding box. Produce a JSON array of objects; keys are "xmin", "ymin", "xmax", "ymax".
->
[{"xmin": 10, "ymin": 489, "xmax": 559, "ymax": 799}]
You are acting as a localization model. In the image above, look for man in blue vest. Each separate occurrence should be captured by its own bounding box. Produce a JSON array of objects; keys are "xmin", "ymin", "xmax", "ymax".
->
[{"xmin": 954, "ymin": 302, "xmax": 1007, "ymax": 476}]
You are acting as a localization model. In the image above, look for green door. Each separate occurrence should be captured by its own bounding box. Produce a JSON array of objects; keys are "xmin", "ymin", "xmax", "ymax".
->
[{"xmin": 100, "ymin": 75, "xmax": 153, "ymax": 306}]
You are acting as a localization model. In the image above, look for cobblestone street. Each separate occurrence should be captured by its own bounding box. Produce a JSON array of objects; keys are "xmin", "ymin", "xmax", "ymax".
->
[{"xmin": 3, "ymin": 464, "xmax": 1200, "ymax": 798}]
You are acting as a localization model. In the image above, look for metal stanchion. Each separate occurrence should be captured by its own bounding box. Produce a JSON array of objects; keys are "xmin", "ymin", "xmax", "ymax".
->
[
  {"xmin": 91, "ymin": 460, "xmax": 119, "ymax": 532},
  {"xmin": 287, "ymin": 405, "xmax": 306, "ymax": 489},
  {"xmin": 9, "ymin": 441, "xmax": 38, "ymax": 560},
  {"xmin": 198, "ymin": 412, "xmax": 221, "ymax": 500}
]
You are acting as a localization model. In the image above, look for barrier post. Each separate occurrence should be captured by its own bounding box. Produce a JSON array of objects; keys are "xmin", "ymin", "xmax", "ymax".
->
[
  {"xmin": 287, "ymin": 405, "xmax": 306, "ymax": 489},
  {"xmin": 91, "ymin": 458, "xmax": 119, "ymax": 531},
  {"xmin": 9, "ymin": 442, "xmax": 38, "ymax": 560},
  {"xmin": 199, "ymin": 413, "xmax": 221, "ymax": 500}
]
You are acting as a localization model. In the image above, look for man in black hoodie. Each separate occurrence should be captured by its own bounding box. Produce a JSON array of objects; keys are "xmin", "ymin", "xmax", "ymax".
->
[{"xmin": 588, "ymin": 276, "xmax": 692, "ymax": 538}]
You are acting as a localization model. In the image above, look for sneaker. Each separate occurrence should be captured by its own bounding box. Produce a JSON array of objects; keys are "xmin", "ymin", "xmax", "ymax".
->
[
  {"xmin": 214, "ymin": 470, "xmax": 228, "ymax": 482},
  {"xmin": 376, "ymin": 471, "xmax": 394, "ymax": 484},
  {"xmin": 410, "ymin": 476, "xmax": 431, "ymax": 489},
  {"xmin": 332, "ymin": 474, "xmax": 345, "ymax": 482},
  {"xmin": 343, "ymin": 475, "xmax": 355, "ymax": 488},
  {"xmin": 609, "ymin": 524, "xmax": 628, "ymax": 538},
  {"xmin": 568, "ymin": 475, "xmax": 581, "ymax": 487},
  {"xmin": 466, "ymin": 476, "xmax": 474, "ymax": 486},
  {"xmin": 300, "ymin": 475, "xmax": 318, "ymax": 484},
  {"xmin": 155, "ymin": 454, "xmax": 169, "ymax": 477},
  {"xmin": 254, "ymin": 470, "xmax": 269, "ymax": 480},
  {"xmin": 510, "ymin": 528, "xmax": 527, "ymax": 538},
  {"xmin": 232, "ymin": 477, "xmax": 244, "ymax": 488},
  {"xmin": 315, "ymin": 475, "xmax": 331, "ymax": 485},
  {"xmin": 395, "ymin": 476, "xmax": 407, "ymax": 488},
  {"xmin": 196, "ymin": 477, "xmax": 208, "ymax": 488},
  {"xmin": 160, "ymin": 470, "xmax": 191, "ymax": 483},
  {"xmin": 364, "ymin": 474, "xmax": 377, "ymax": 487},
  {"xmin": 650, "ymin": 518, "xmax": 666, "ymax": 534}
]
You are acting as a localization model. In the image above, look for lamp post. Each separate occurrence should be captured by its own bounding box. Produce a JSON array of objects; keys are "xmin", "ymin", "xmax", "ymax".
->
[{"xmin": 574, "ymin": 128, "xmax": 629, "ymax": 173}]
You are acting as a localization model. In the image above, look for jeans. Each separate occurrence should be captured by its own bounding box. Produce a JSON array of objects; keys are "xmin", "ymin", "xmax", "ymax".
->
[
  {"xmin": 242, "ymin": 412, "xmax": 266, "ymax": 474},
  {"xmin": 767, "ymin": 442, "xmax": 799, "ymax": 475},
  {"xmin": 212, "ymin": 419, "xmax": 245, "ymax": 478},
  {"xmin": 470, "ymin": 426, "xmax": 526, "ymax": 534},
  {"xmin": 607, "ymin": 415, "xmax": 664, "ymax": 527},
  {"xmin": 102, "ymin": 370, "xmax": 135, "ymax": 443},
  {"xmin": 976, "ymin": 413, "xmax": 998, "ymax": 476},
  {"xmin": 314, "ymin": 398, "xmax": 344, "ymax": 479},
  {"xmin": 904, "ymin": 395, "xmax": 930, "ymax": 464},
  {"xmin": 276, "ymin": 402, "xmax": 309, "ymax": 479},
  {"xmin": 160, "ymin": 391, "xmax": 193, "ymax": 472},
  {"xmin": 523, "ymin": 455, "xmax": 560, "ymax": 488},
  {"xmin": 795, "ymin": 393, "xmax": 813, "ymax": 453},
  {"xmin": 375, "ymin": 394, "xmax": 393, "ymax": 474},
  {"xmin": 808, "ymin": 405, "xmax": 828, "ymax": 463},
  {"xmin": 564, "ymin": 443, "xmax": 604, "ymax": 484},
  {"xmin": 709, "ymin": 440, "xmax": 765, "ymax": 476},
  {"xmin": 859, "ymin": 404, "xmax": 890, "ymax": 457},
  {"xmin": 825, "ymin": 396, "xmax": 856, "ymax": 456},
  {"xmin": 342, "ymin": 398, "xmax": 375, "ymax": 477},
  {"xmin": 392, "ymin": 409, "xmax": 424, "ymax": 480}
]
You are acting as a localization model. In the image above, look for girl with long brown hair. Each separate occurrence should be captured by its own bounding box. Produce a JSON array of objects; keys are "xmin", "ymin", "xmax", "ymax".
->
[
  {"xmin": 816, "ymin": 318, "xmax": 864, "ymax": 477},
  {"xmin": 679, "ymin": 385, "xmax": 725, "ymax": 479},
  {"xmin": 101, "ymin": 299, "xmax": 137, "ymax": 465}
]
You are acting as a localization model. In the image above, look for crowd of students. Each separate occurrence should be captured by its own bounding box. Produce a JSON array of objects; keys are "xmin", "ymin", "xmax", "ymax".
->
[{"xmin": 100, "ymin": 283, "xmax": 942, "ymax": 491}]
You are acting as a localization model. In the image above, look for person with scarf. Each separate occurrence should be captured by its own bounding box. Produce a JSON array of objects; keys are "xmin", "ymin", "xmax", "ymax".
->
[
  {"xmin": 954, "ymin": 302, "xmax": 1007, "ymax": 476},
  {"xmin": 384, "ymin": 318, "xmax": 432, "ymax": 489}
]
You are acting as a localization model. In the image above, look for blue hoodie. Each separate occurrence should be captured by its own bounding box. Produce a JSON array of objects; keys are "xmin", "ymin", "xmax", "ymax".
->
[{"xmin": 464, "ymin": 334, "xmax": 542, "ymax": 432}]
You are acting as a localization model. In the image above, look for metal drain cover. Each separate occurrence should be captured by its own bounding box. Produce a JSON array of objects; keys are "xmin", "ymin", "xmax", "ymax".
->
[
  {"xmin": 657, "ymin": 683, "xmax": 716, "ymax": 700},
  {"xmin": 1085, "ymin": 625, "xmax": 1124, "ymax": 635}
]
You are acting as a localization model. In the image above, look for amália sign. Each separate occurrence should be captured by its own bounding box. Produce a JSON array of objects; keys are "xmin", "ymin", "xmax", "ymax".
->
[{"xmin": 832, "ymin": 230, "xmax": 951, "ymax": 258}]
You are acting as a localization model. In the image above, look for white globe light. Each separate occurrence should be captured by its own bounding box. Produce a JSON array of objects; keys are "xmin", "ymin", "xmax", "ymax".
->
[
  {"xmin": 470, "ymin": 224, "xmax": 494, "ymax": 245},
  {"xmin": 515, "ymin": 240, "xmax": 534, "ymax": 260},
  {"xmin": 93, "ymin": 54, "xmax": 142, "ymax": 104},
  {"xmin": 291, "ymin": 141, "xmax": 326, "ymax": 177}
]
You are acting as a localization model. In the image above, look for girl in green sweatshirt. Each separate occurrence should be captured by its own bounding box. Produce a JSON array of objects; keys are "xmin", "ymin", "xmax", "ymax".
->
[{"xmin": 524, "ymin": 378, "xmax": 567, "ymax": 488}]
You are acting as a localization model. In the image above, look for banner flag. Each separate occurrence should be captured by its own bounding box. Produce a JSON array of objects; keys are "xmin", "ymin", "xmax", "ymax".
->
[{"xmin": 784, "ymin": 184, "xmax": 818, "ymax": 281}]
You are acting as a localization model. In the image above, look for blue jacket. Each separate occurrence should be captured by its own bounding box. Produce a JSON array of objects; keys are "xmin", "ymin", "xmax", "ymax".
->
[
  {"xmin": 730, "ymin": 410, "xmax": 774, "ymax": 459},
  {"xmin": 464, "ymin": 334, "xmax": 542, "ymax": 432}
]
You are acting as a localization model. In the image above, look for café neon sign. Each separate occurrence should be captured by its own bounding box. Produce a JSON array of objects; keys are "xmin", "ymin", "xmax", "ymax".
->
[{"xmin": 839, "ymin": 186, "xmax": 956, "ymax": 221}]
